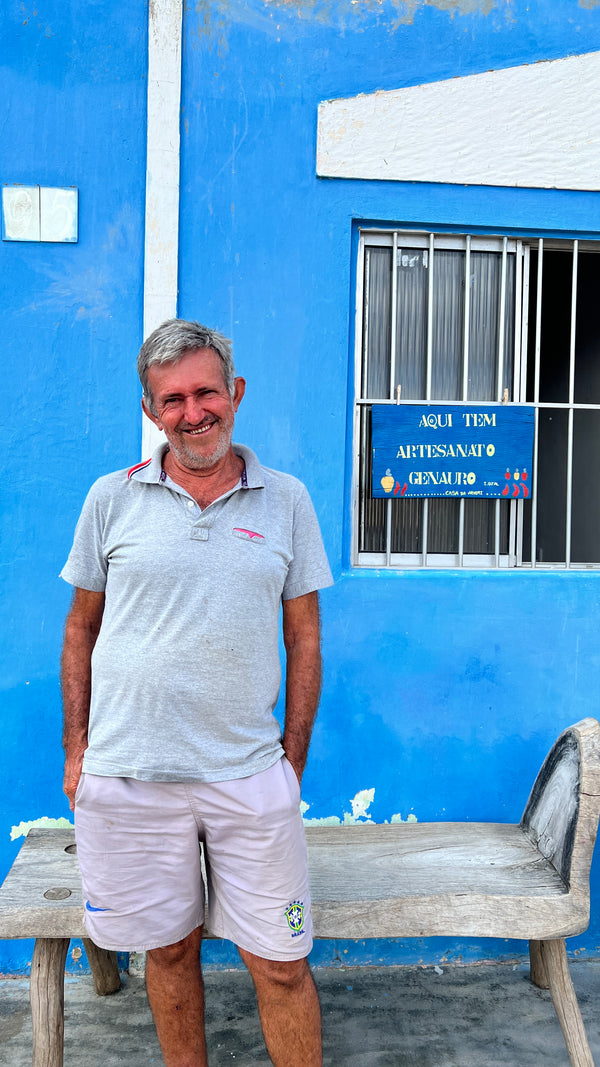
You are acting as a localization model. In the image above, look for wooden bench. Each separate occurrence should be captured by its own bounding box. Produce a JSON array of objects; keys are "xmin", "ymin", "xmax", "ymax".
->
[
  {"xmin": 0, "ymin": 830, "xmax": 121, "ymax": 1067},
  {"xmin": 1, "ymin": 716, "xmax": 599, "ymax": 1067}
]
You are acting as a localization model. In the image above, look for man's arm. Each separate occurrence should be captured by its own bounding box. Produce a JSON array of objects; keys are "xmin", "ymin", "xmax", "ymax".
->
[
  {"xmin": 61, "ymin": 587, "xmax": 105, "ymax": 810},
  {"xmin": 282, "ymin": 590, "xmax": 322, "ymax": 785}
]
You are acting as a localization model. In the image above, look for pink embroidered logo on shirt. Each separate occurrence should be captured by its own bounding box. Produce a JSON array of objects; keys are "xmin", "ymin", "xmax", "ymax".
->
[{"xmin": 233, "ymin": 527, "xmax": 265, "ymax": 543}]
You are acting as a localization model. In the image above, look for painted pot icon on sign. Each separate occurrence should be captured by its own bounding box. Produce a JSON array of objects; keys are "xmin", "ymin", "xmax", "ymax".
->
[{"xmin": 381, "ymin": 469, "xmax": 394, "ymax": 494}]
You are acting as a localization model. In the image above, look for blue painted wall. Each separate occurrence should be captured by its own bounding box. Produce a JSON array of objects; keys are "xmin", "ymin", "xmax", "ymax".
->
[
  {"xmin": 0, "ymin": 0, "xmax": 147, "ymax": 972},
  {"xmin": 2, "ymin": 0, "xmax": 600, "ymax": 972},
  {"xmin": 178, "ymin": 0, "xmax": 600, "ymax": 968}
]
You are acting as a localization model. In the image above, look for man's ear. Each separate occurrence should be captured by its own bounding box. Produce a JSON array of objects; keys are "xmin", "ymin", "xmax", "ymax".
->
[
  {"xmin": 141, "ymin": 397, "xmax": 162, "ymax": 431},
  {"xmin": 232, "ymin": 377, "xmax": 246, "ymax": 412}
]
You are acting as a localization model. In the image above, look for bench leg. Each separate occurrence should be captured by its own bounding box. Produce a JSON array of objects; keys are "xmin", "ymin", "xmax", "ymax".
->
[
  {"xmin": 529, "ymin": 938, "xmax": 549, "ymax": 989},
  {"xmin": 539, "ymin": 938, "xmax": 594, "ymax": 1067},
  {"xmin": 30, "ymin": 937, "xmax": 69, "ymax": 1067},
  {"xmin": 82, "ymin": 938, "xmax": 121, "ymax": 996}
]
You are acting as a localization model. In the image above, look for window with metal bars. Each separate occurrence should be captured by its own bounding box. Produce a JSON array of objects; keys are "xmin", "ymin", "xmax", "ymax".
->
[{"xmin": 353, "ymin": 229, "xmax": 600, "ymax": 569}]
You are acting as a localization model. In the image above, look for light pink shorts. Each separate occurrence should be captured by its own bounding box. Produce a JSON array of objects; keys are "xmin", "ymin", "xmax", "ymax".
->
[{"xmin": 74, "ymin": 756, "xmax": 312, "ymax": 960}]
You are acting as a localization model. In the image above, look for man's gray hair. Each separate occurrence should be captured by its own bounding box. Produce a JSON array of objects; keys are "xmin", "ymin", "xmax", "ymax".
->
[{"xmin": 138, "ymin": 319, "xmax": 235, "ymax": 413}]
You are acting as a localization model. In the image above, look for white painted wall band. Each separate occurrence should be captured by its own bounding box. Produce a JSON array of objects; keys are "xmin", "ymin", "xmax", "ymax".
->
[
  {"xmin": 142, "ymin": 0, "xmax": 183, "ymax": 457},
  {"xmin": 317, "ymin": 51, "xmax": 600, "ymax": 193}
]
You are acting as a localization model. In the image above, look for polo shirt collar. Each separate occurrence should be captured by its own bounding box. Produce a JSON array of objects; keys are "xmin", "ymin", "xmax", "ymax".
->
[
  {"xmin": 232, "ymin": 443, "xmax": 265, "ymax": 489},
  {"xmin": 127, "ymin": 442, "xmax": 265, "ymax": 489}
]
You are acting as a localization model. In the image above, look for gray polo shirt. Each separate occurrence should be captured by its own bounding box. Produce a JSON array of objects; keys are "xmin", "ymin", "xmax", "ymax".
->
[{"xmin": 60, "ymin": 443, "xmax": 333, "ymax": 782}]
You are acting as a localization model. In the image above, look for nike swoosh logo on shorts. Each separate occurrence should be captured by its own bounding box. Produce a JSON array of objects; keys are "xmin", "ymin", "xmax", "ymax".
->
[{"xmin": 85, "ymin": 900, "xmax": 112, "ymax": 912}]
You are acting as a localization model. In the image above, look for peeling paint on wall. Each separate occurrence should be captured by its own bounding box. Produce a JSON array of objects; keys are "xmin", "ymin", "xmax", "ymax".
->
[
  {"xmin": 385, "ymin": 0, "xmax": 496, "ymax": 26},
  {"xmin": 261, "ymin": 0, "xmax": 497, "ymax": 22},
  {"xmin": 192, "ymin": 0, "xmax": 500, "ymax": 50},
  {"xmin": 301, "ymin": 790, "xmax": 418, "ymax": 825},
  {"xmin": 10, "ymin": 804, "xmax": 418, "ymax": 842},
  {"xmin": 348, "ymin": 787, "xmax": 375, "ymax": 820},
  {"xmin": 10, "ymin": 817, "xmax": 73, "ymax": 841}
]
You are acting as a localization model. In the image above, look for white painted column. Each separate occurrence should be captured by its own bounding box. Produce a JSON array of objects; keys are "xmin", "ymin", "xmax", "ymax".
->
[{"xmin": 141, "ymin": 0, "xmax": 183, "ymax": 457}]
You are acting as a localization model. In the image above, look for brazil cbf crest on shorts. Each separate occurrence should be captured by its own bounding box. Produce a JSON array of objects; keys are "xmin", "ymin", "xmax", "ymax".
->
[{"xmin": 285, "ymin": 900, "xmax": 305, "ymax": 937}]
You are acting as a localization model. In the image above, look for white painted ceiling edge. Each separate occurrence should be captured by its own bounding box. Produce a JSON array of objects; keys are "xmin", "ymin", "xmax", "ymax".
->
[
  {"xmin": 317, "ymin": 50, "xmax": 600, "ymax": 193},
  {"xmin": 141, "ymin": 0, "xmax": 183, "ymax": 457}
]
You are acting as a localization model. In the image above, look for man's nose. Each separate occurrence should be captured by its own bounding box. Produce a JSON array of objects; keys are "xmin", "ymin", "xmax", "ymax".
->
[{"xmin": 182, "ymin": 396, "xmax": 206, "ymax": 424}]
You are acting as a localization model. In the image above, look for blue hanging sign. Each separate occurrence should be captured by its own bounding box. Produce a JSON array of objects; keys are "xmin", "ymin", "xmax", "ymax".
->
[{"xmin": 372, "ymin": 404, "xmax": 534, "ymax": 499}]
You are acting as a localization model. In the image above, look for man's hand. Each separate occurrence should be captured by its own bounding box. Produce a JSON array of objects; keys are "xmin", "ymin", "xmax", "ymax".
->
[
  {"xmin": 63, "ymin": 749, "xmax": 86, "ymax": 812},
  {"xmin": 61, "ymin": 588, "xmax": 105, "ymax": 810},
  {"xmin": 282, "ymin": 591, "xmax": 322, "ymax": 787}
]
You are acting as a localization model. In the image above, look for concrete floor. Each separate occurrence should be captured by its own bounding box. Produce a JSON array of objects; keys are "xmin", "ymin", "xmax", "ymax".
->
[{"xmin": 0, "ymin": 960, "xmax": 599, "ymax": 1066}]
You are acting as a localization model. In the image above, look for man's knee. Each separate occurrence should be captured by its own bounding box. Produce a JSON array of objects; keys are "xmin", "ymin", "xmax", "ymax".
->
[
  {"xmin": 147, "ymin": 928, "xmax": 202, "ymax": 969},
  {"xmin": 240, "ymin": 949, "xmax": 312, "ymax": 991}
]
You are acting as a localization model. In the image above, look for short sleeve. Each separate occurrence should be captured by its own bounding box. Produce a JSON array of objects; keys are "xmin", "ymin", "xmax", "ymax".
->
[
  {"xmin": 60, "ymin": 483, "xmax": 109, "ymax": 592},
  {"xmin": 282, "ymin": 483, "xmax": 334, "ymax": 601}
]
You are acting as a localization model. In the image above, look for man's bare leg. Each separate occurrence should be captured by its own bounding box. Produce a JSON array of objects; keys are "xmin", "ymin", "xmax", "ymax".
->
[
  {"xmin": 146, "ymin": 926, "xmax": 208, "ymax": 1067},
  {"xmin": 239, "ymin": 947, "xmax": 322, "ymax": 1067}
]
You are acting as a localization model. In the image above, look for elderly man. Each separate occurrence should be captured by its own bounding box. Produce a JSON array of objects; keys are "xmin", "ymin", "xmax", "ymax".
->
[{"xmin": 60, "ymin": 319, "xmax": 333, "ymax": 1067}]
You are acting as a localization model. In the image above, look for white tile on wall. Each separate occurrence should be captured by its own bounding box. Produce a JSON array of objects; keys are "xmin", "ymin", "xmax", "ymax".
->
[
  {"xmin": 2, "ymin": 186, "xmax": 40, "ymax": 241},
  {"xmin": 40, "ymin": 186, "xmax": 78, "ymax": 242}
]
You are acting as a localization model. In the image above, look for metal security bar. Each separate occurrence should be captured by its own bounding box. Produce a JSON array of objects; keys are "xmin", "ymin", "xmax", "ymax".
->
[
  {"xmin": 565, "ymin": 241, "xmax": 578, "ymax": 567},
  {"xmin": 353, "ymin": 229, "xmax": 600, "ymax": 571}
]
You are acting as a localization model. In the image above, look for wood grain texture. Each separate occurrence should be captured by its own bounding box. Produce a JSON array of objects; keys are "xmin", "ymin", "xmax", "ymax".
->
[
  {"xmin": 0, "ymin": 830, "xmax": 85, "ymax": 939},
  {"xmin": 540, "ymin": 938, "xmax": 595, "ymax": 1067},
  {"xmin": 523, "ymin": 718, "xmax": 600, "ymax": 900},
  {"xmin": 523, "ymin": 733, "xmax": 581, "ymax": 884},
  {"xmin": 306, "ymin": 718, "xmax": 600, "ymax": 940},
  {"xmin": 306, "ymin": 822, "xmax": 587, "ymax": 939},
  {"xmin": 30, "ymin": 937, "xmax": 69, "ymax": 1067},
  {"xmin": 529, "ymin": 939, "xmax": 549, "ymax": 989},
  {"xmin": 82, "ymin": 939, "xmax": 121, "ymax": 996}
]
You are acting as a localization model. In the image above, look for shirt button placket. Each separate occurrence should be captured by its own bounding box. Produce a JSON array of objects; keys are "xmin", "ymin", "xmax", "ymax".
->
[{"xmin": 191, "ymin": 526, "xmax": 209, "ymax": 541}]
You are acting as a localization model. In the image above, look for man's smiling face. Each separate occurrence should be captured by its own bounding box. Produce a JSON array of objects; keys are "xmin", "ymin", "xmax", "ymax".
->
[{"xmin": 143, "ymin": 347, "xmax": 245, "ymax": 471}]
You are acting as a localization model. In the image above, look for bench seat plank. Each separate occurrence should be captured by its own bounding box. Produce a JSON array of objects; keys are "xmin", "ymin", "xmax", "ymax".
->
[
  {"xmin": 308, "ymin": 823, "xmax": 566, "ymax": 896},
  {"xmin": 306, "ymin": 823, "xmax": 588, "ymax": 940},
  {"xmin": 0, "ymin": 820, "xmax": 588, "ymax": 944},
  {"xmin": 0, "ymin": 830, "xmax": 85, "ymax": 940}
]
